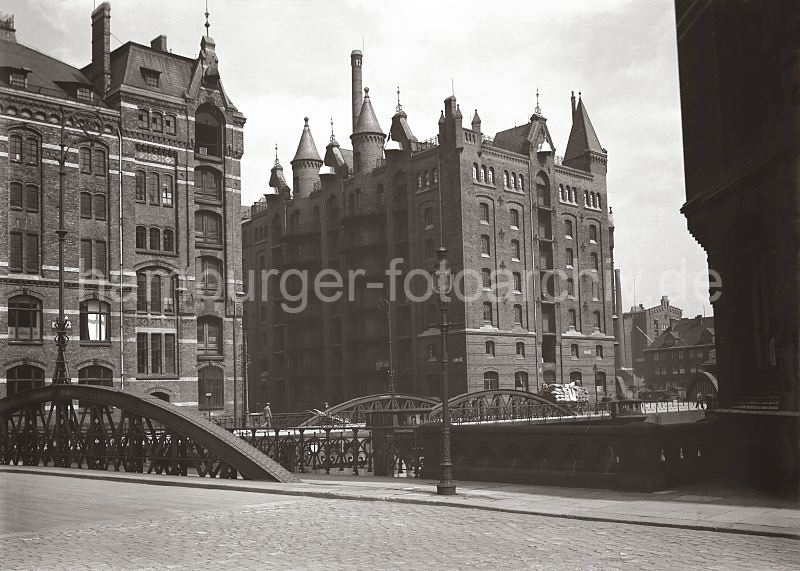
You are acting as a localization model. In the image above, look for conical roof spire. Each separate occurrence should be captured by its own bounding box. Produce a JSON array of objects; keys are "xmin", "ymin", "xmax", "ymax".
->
[
  {"xmin": 292, "ymin": 117, "xmax": 322, "ymax": 163},
  {"xmin": 353, "ymin": 87, "xmax": 384, "ymax": 135},
  {"xmin": 564, "ymin": 95, "xmax": 603, "ymax": 161}
]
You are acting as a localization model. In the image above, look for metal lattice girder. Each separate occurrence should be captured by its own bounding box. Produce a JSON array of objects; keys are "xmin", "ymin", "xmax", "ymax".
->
[
  {"xmin": 300, "ymin": 393, "xmax": 439, "ymax": 427},
  {"xmin": 428, "ymin": 389, "xmax": 576, "ymax": 422},
  {"xmin": 0, "ymin": 384, "xmax": 297, "ymax": 482}
]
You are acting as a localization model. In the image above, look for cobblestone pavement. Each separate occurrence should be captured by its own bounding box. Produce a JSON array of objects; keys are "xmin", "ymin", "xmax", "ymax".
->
[{"xmin": 1, "ymin": 474, "xmax": 799, "ymax": 570}]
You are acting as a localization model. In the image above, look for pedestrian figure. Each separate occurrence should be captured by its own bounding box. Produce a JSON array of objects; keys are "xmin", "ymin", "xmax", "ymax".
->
[
  {"xmin": 262, "ymin": 402, "xmax": 272, "ymax": 428},
  {"xmin": 323, "ymin": 401, "xmax": 329, "ymax": 411},
  {"xmin": 695, "ymin": 392, "xmax": 703, "ymax": 409}
]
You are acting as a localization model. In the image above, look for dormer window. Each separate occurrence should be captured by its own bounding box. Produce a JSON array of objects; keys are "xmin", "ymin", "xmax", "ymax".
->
[
  {"xmin": 141, "ymin": 68, "xmax": 160, "ymax": 88},
  {"xmin": 76, "ymin": 87, "xmax": 92, "ymax": 102},
  {"xmin": 9, "ymin": 69, "xmax": 28, "ymax": 88}
]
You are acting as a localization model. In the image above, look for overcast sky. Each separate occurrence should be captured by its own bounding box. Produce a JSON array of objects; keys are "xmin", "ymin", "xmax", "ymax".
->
[{"xmin": 8, "ymin": 0, "xmax": 711, "ymax": 317}]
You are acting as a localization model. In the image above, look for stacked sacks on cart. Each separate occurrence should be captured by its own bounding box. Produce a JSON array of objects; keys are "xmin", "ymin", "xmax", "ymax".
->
[{"xmin": 540, "ymin": 382, "xmax": 590, "ymax": 403}]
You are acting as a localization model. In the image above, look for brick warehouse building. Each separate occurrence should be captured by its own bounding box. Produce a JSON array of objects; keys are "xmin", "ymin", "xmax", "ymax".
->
[
  {"xmin": 243, "ymin": 50, "xmax": 620, "ymax": 412},
  {"xmin": 622, "ymin": 295, "xmax": 683, "ymax": 380},
  {"xmin": 0, "ymin": 4, "xmax": 245, "ymax": 417}
]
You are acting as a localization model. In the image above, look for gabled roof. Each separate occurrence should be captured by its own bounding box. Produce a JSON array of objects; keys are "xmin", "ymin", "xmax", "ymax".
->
[
  {"xmin": 0, "ymin": 37, "xmax": 109, "ymax": 106},
  {"xmin": 353, "ymin": 87, "xmax": 384, "ymax": 135},
  {"xmin": 492, "ymin": 115, "xmax": 555, "ymax": 156},
  {"xmin": 648, "ymin": 317, "xmax": 716, "ymax": 351},
  {"xmin": 104, "ymin": 42, "xmax": 195, "ymax": 99},
  {"xmin": 292, "ymin": 117, "xmax": 322, "ymax": 163},
  {"xmin": 564, "ymin": 98, "xmax": 603, "ymax": 161}
]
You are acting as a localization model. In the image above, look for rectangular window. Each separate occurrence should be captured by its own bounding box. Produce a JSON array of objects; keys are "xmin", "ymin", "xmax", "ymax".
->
[
  {"xmin": 25, "ymin": 138, "xmax": 38, "ymax": 165},
  {"xmin": 148, "ymin": 173, "xmax": 160, "ymax": 204},
  {"xmin": 161, "ymin": 175, "xmax": 173, "ymax": 206},
  {"xmin": 94, "ymin": 194, "xmax": 106, "ymax": 220},
  {"xmin": 9, "ymin": 135, "xmax": 22, "ymax": 162},
  {"xmin": 25, "ymin": 233, "xmax": 38, "ymax": 273},
  {"xmin": 510, "ymin": 209, "xmax": 520, "ymax": 229},
  {"xmin": 137, "ymin": 333, "xmax": 148, "ymax": 374},
  {"xmin": 150, "ymin": 333, "xmax": 162, "ymax": 374},
  {"xmin": 480, "ymin": 235, "xmax": 490, "ymax": 257},
  {"xmin": 135, "ymin": 171, "xmax": 146, "ymax": 202},
  {"xmin": 137, "ymin": 109, "xmax": 149, "ymax": 130},
  {"xmin": 81, "ymin": 193, "xmax": 92, "ymax": 218},
  {"xmin": 566, "ymin": 249, "xmax": 574, "ymax": 267},
  {"xmin": 165, "ymin": 114, "xmax": 176, "ymax": 136},
  {"xmin": 93, "ymin": 149, "xmax": 106, "ymax": 176},
  {"xmin": 25, "ymin": 184, "xmax": 38, "ymax": 212},
  {"xmin": 164, "ymin": 333, "xmax": 176, "ymax": 374},
  {"xmin": 151, "ymin": 113, "xmax": 163, "ymax": 133},
  {"xmin": 9, "ymin": 182, "xmax": 22, "ymax": 210},
  {"xmin": 9, "ymin": 232, "xmax": 23, "ymax": 272},
  {"xmin": 80, "ymin": 239, "xmax": 92, "ymax": 276},
  {"xmin": 94, "ymin": 240, "xmax": 107, "ymax": 277},
  {"xmin": 79, "ymin": 148, "xmax": 91, "ymax": 173},
  {"xmin": 479, "ymin": 203, "xmax": 489, "ymax": 223}
]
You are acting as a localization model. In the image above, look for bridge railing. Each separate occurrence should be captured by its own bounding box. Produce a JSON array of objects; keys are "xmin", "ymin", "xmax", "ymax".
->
[{"xmin": 429, "ymin": 403, "xmax": 612, "ymax": 425}]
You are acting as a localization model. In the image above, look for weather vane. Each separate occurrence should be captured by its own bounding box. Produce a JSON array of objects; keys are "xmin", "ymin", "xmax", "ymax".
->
[{"xmin": 204, "ymin": 0, "xmax": 210, "ymax": 35}]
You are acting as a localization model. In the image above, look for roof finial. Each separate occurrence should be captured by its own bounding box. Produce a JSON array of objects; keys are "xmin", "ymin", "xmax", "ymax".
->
[
  {"xmin": 204, "ymin": 0, "xmax": 210, "ymax": 36},
  {"xmin": 274, "ymin": 143, "xmax": 279, "ymax": 165},
  {"xmin": 535, "ymin": 86, "xmax": 541, "ymax": 115},
  {"xmin": 330, "ymin": 116, "xmax": 335, "ymax": 143},
  {"xmin": 364, "ymin": 86, "xmax": 370, "ymax": 97},
  {"xmin": 578, "ymin": 90, "xmax": 582, "ymax": 100},
  {"xmin": 396, "ymin": 85, "xmax": 402, "ymax": 113}
]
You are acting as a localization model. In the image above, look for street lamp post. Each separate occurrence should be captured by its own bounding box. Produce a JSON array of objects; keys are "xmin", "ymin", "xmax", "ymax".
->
[
  {"xmin": 379, "ymin": 298, "xmax": 395, "ymax": 393},
  {"xmin": 432, "ymin": 246, "xmax": 456, "ymax": 496},
  {"xmin": 232, "ymin": 289, "xmax": 245, "ymax": 428}
]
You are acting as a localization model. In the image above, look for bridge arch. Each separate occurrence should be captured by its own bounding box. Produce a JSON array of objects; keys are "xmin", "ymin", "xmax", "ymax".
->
[
  {"xmin": 428, "ymin": 389, "xmax": 575, "ymax": 423},
  {"xmin": 300, "ymin": 393, "xmax": 439, "ymax": 427},
  {"xmin": 0, "ymin": 384, "xmax": 296, "ymax": 482}
]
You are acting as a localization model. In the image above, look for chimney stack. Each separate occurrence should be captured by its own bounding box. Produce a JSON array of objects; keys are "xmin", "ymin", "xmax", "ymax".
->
[
  {"xmin": 351, "ymin": 50, "xmax": 363, "ymax": 133},
  {"xmin": 150, "ymin": 35, "xmax": 168, "ymax": 52},
  {"xmin": 0, "ymin": 13, "xmax": 16, "ymax": 43},
  {"xmin": 90, "ymin": 2, "xmax": 111, "ymax": 96}
]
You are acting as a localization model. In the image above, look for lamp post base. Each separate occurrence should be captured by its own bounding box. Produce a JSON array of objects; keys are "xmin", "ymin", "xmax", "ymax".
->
[{"xmin": 437, "ymin": 483, "xmax": 457, "ymax": 496}]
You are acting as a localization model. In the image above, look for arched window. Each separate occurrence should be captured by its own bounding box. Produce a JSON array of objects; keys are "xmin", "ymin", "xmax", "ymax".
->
[
  {"xmin": 559, "ymin": 184, "xmax": 565, "ymax": 201},
  {"xmin": 596, "ymin": 195, "xmax": 602, "ymax": 209},
  {"xmin": 518, "ymin": 174, "xmax": 525, "ymax": 191},
  {"xmin": 570, "ymin": 371, "xmax": 582, "ymax": 384},
  {"xmin": 566, "ymin": 278, "xmax": 575, "ymax": 297},
  {"xmin": 80, "ymin": 192, "xmax": 92, "ymax": 218},
  {"xmin": 483, "ymin": 301, "xmax": 494, "ymax": 324},
  {"xmin": 566, "ymin": 248, "xmax": 574, "ymax": 267},
  {"xmin": 536, "ymin": 172, "xmax": 550, "ymax": 207},
  {"xmin": 162, "ymin": 229, "xmax": 174, "ymax": 252},
  {"xmin": 78, "ymin": 365, "xmax": 113, "ymax": 388},
  {"xmin": 568, "ymin": 309, "xmax": 577, "ymax": 328},
  {"xmin": 511, "ymin": 239, "xmax": 520, "ymax": 260},
  {"xmin": 481, "ymin": 268, "xmax": 492, "ymax": 289},
  {"xmin": 472, "ymin": 163, "xmax": 478, "ymax": 180},
  {"xmin": 479, "ymin": 203, "xmax": 490, "ymax": 223},
  {"xmin": 596, "ymin": 345, "xmax": 604, "ymax": 358},
  {"xmin": 136, "ymin": 226, "xmax": 147, "ymax": 249},
  {"xmin": 198, "ymin": 366, "xmax": 224, "ymax": 409},
  {"xmin": 197, "ymin": 317, "xmax": 223, "ymax": 357},
  {"xmin": 196, "ymin": 256, "xmax": 222, "ymax": 297},
  {"xmin": 571, "ymin": 343, "xmax": 579, "ymax": 358},
  {"xmin": 79, "ymin": 300, "xmax": 110, "ymax": 341},
  {"xmin": 584, "ymin": 190, "xmax": 589, "ymax": 206},
  {"xmin": 9, "ymin": 181, "xmax": 22, "ymax": 209},
  {"xmin": 195, "ymin": 211, "xmax": 222, "ymax": 247},
  {"xmin": 195, "ymin": 106, "xmax": 222, "ymax": 157},
  {"xmin": 195, "ymin": 167, "xmax": 222, "ymax": 201},
  {"xmin": 480, "ymin": 234, "xmax": 490, "ymax": 256},
  {"xmin": 511, "ymin": 172, "xmax": 517, "ymax": 189},
  {"xmin": 510, "ymin": 208, "xmax": 520, "ymax": 228},
  {"xmin": 8, "ymin": 295, "xmax": 42, "ymax": 340},
  {"xmin": 485, "ymin": 340, "xmax": 495, "ymax": 356},
  {"xmin": 135, "ymin": 170, "xmax": 146, "ymax": 201},
  {"xmin": 590, "ymin": 252, "xmax": 599, "ymax": 271},
  {"xmin": 94, "ymin": 194, "xmax": 106, "ymax": 220},
  {"xmin": 589, "ymin": 224, "xmax": 598, "ymax": 242},
  {"xmin": 483, "ymin": 371, "xmax": 499, "ymax": 390},
  {"xmin": 488, "ymin": 167, "xmax": 495, "ymax": 185},
  {"xmin": 6, "ymin": 364, "xmax": 44, "ymax": 397},
  {"xmin": 593, "ymin": 311, "xmax": 602, "ymax": 331},
  {"xmin": 515, "ymin": 371, "xmax": 529, "ymax": 391},
  {"xmin": 480, "ymin": 165, "xmax": 487, "ymax": 182},
  {"xmin": 148, "ymin": 172, "xmax": 160, "ymax": 204},
  {"xmin": 93, "ymin": 148, "xmax": 106, "ymax": 176},
  {"xmin": 571, "ymin": 188, "xmax": 577, "ymax": 203},
  {"xmin": 9, "ymin": 134, "xmax": 22, "ymax": 162},
  {"xmin": 151, "ymin": 112, "xmax": 163, "ymax": 133},
  {"xmin": 25, "ymin": 137, "xmax": 39, "ymax": 165},
  {"xmin": 150, "ymin": 274, "xmax": 162, "ymax": 313},
  {"xmin": 503, "ymin": 171, "xmax": 509, "ymax": 188},
  {"xmin": 512, "ymin": 272, "xmax": 522, "ymax": 292},
  {"xmin": 149, "ymin": 227, "xmax": 161, "ymax": 251},
  {"xmin": 516, "ymin": 342, "xmax": 525, "ymax": 357},
  {"xmin": 79, "ymin": 147, "xmax": 91, "ymax": 173},
  {"xmin": 564, "ymin": 219, "xmax": 573, "ymax": 238}
]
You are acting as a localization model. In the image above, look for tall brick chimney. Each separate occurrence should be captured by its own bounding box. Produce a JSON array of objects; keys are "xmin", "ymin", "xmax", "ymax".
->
[
  {"xmin": 0, "ymin": 13, "xmax": 16, "ymax": 43},
  {"xmin": 150, "ymin": 35, "xmax": 168, "ymax": 52},
  {"xmin": 90, "ymin": 2, "xmax": 111, "ymax": 96},
  {"xmin": 351, "ymin": 50, "xmax": 363, "ymax": 133}
]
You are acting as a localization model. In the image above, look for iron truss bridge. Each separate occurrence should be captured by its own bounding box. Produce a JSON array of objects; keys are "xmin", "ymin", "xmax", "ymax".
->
[{"xmin": 0, "ymin": 384, "xmax": 296, "ymax": 482}]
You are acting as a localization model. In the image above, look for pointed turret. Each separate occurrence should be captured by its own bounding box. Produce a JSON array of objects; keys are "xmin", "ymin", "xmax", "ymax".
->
[
  {"xmin": 471, "ymin": 110, "xmax": 481, "ymax": 133},
  {"xmin": 291, "ymin": 117, "xmax": 322, "ymax": 198},
  {"xmin": 269, "ymin": 151, "xmax": 292, "ymax": 201},
  {"xmin": 563, "ymin": 93, "xmax": 607, "ymax": 174},
  {"xmin": 351, "ymin": 87, "xmax": 386, "ymax": 173}
]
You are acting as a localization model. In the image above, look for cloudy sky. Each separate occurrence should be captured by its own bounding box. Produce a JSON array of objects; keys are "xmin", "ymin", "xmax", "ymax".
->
[{"xmin": 8, "ymin": 0, "xmax": 711, "ymax": 316}]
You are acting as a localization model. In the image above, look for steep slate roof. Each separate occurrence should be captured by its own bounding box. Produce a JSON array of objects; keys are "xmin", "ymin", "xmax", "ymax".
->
[
  {"xmin": 292, "ymin": 117, "xmax": 322, "ymax": 163},
  {"xmin": 648, "ymin": 317, "xmax": 715, "ymax": 350},
  {"xmin": 103, "ymin": 42, "xmax": 195, "ymax": 98},
  {"xmin": 493, "ymin": 124, "xmax": 532, "ymax": 155},
  {"xmin": 564, "ymin": 98, "xmax": 603, "ymax": 161},
  {"xmin": 353, "ymin": 88, "xmax": 384, "ymax": 135},
  {"xmin": 0, "ymin": 37, "xmax": 109, "ymax": 106}
]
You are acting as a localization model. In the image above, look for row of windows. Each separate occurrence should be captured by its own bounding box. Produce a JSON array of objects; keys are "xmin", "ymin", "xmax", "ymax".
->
[
  {"xmin": 80, "ymin": 239, "xmax": 107, "ymax": 278},
  {"xmin": 472, "ymin": 164, "xmax": 526, "ymax": 191},
  {"xmin": 8, "ymin": 231, "xmax": 39, "ymax": 274},
  {"xmin": 481, "ymin": 371, "xmax": 530, "ymax": 391},
  {"xmin": 135, "ymin": 226, "xmax": 175, "ymax": 253},
  {"xmin": 7, "ymin": 296, "xmax": 110, "ymax": 342},
  {"xmin": 8, "ymin": 134, "xmax": 39, "ymax": 165},
  {"xmin": 136, "ymin": 332, "xmax": 177, "ymax": 375},
  {"xmin": 479, "ymin": 203, "xmax": 521, "ymax": 228},
  {"xmin": 9, "ymin": 182, "xmax": 39, "ymax": 212},
  {"xmin": 566, "ymin": 308, "xmax": 604, "ymax": 330},
  {"xmin": 565, "ymin": 248, "xmax": 600, "ymax": 271},
  {"xmin": 79, "ymin": 147, "xmax": 107, "ymax": 176},
  {"xmin": 481, "ymin": 302, "xmax": 525, "ymax": 326},
  {"xmin": 134, "ymin": 170, "xmax": 174, "ymax": 206},
  {"xmin": 80, "ymin": 192, "xmax": 107, "ymax": 220},
  {"xmin": 564, "ymin": 219, "xmax": 599, "ymax": 242},
  {"xmin": 559, "ymin": 184, "xmax": 602, "ymax": 210},
  {"xmin": 652, "ymin": 366, "xmax": 697, "ymax": 376},
  {"xmin": 416, "ymin": 168, "xmax": 439, "ymax": 190},
  {"xmin": 137, "ymin": 109, "xmax": 177, "ymax": 136},
  {"xmin": 484, "ymin": 340, "xmax": 528, "ymax": 358},
  {"xmin": 569, "ymin": 344, "xmax": 604, "ymax": 359},
  {"xmin": 481, "ymin": 269, "xmax": 524, "ymax": 292},
  {"xmin": 136, "ymin": 270, "xmax": 177, "ymax": 314},
  {"xmin": 4, "ymin": 364, "xmax": 110, "ymax": 398}
]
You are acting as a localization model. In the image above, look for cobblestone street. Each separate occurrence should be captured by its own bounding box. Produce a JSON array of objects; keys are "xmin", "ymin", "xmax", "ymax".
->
[{"xmin": 1, "ymin": 473, "xmax": 798, "ymax": 569}]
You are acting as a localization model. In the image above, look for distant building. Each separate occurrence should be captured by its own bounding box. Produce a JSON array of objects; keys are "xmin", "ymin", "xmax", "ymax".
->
[
  {"xmin": 622, "ymin": 295, "xmax": 682, "ymax": 379},
  {"xmin": 643, "ymin": 316, "xmax": 715, "ymax": 398},
  {"xmin": 0, "ymin": 4, "xmax": 245, "ymax": 417},
  {"xmin": 242, "ymin": 50, "xmax": 621, "ymax": 412},
  {"xmin": 675, "ymin": 0, "xmax": 798, "ymax": 488}
]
